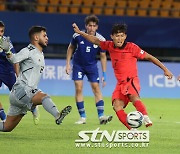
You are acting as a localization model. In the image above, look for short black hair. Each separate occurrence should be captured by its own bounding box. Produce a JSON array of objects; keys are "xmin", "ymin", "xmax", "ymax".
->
[
  {"xmin": 28, "ymin": 26, "xmax": 46, "ymax": 39},
  {"xmin": 84, "ymin": 15, "xmax": 99, "ymax": 25},
  {"xmin": 0, "ymin": 21, "xmax": 5, "ymax": 27},
  {"xmin": 111, "ymin": 23, "xmax": 127, "ymax": 35}
]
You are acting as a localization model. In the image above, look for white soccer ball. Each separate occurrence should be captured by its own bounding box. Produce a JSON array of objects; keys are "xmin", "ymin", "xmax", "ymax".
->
[{"xmin": 127, "ymin": 111, "xmax": 144, "ymax": 128}]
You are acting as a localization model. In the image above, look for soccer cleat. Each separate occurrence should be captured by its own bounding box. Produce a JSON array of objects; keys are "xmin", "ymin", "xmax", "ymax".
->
[
  {"xmin": 75, "ymin": 117, "xmax": 86, "ymax": 124},
  {"xmin": 99, "ymin": 115, "xmax": 113, "ymax": 125},
  {"xmin": 143, "ymin": 115, "xmax": 153, "ymax": 127},
  {"xmin": 56, "ymin": 106, "xmax": 72, "ymax": 125},
  {"xmin": 32, "ymin": 106, "xmax": 40, "ymax": 125}
]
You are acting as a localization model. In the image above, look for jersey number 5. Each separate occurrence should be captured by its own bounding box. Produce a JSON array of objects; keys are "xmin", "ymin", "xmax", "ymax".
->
[{"xmin": 86, "ymin": 46, "xmax": 91, "ymax": 52}]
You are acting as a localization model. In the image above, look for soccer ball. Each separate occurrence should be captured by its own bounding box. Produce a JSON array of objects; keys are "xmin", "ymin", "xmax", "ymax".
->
[{"xmin": 127, "ymin": 111, "xmax": 144, "ymax": 128}]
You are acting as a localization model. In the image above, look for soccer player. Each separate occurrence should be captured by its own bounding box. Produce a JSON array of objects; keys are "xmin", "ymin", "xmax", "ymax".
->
[
  {"xmin": 72, "ymin": 23, "xmax": 173, "ymax": 129},
  {"xmin": 0, "ymin": 21, "xmax": 19, "ymax": 122},
  {"xmin": 0, "ymin": 26, "xmax": 72, "ymax": 132},
  {"xmin": 0, "ymin": 21, "xmax": 39, "ymax": 125},
  {"xmin": 66, "ymin": 15, "xmax": 112, "ymax": 124}
]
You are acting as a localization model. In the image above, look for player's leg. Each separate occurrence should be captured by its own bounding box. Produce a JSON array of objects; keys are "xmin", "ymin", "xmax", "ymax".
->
[
  {"xmin": 129, "ymin": 95, "xmax": 152, "ymax": 127},
  {"xmin": 31, "ymin": 91, "xmax": 72, "ymax": 125},
  {"xmin": 0, "ymin": 114, "xmax": 24, "ymax": 132},
  {"xmin": 31, "ymin": 106, "xmax": 40, "ymax": 125},
  {"xmin": 90, "ymin": 82, "xmax": 112, "ymax": 124},
  {"xmin": 0, "ymin": 73, "xmax": 16, "ymax": 122},
  {"xmin": 74, "ymin": 80, "xmax": 86, "ymax": 124},
  {"xmin": 128, "ymin": 77, "xmax": 152, "ymax": 127},
  {"xmin": 72, "ymin": 65, "xmax": 86, "ymax": 124},
  {"xmin": 113, "ymin": 99, "xmax": 131, "ymax": 130}
]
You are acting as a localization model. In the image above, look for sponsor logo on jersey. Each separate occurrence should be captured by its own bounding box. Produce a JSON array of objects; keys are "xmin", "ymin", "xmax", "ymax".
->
[
  {"xmin": 93, "ymin": 44, "xmax": 98, "ymax": 48},
  {"xmin": 80, "ymin": 41, "xmax": 84, "ymax": 44}
]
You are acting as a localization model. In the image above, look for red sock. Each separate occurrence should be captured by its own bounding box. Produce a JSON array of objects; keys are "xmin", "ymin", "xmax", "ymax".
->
[
  {"xmin": 116, "ymin": 110, "xmax": 131, "ymax": 130},
  {"xmin": 133, "ymin": 100, "xmax": 147, "ymax": 115}
]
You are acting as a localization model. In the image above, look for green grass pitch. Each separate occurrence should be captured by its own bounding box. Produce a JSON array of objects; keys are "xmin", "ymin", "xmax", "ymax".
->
[{"xmin": 0, "ymin": 94, "xmax": 180, "ymax": 154}]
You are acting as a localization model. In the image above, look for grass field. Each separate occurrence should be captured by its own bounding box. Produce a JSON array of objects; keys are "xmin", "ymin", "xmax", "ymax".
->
[{"xmin": 0, "ymin": 94, "xmax": 180, "ymax": 154}]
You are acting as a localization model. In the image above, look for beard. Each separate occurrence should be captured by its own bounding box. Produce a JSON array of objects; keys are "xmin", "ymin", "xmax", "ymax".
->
[{"xmin": 39, "ymin": 42, "xmax": 47, "ymax": 49}]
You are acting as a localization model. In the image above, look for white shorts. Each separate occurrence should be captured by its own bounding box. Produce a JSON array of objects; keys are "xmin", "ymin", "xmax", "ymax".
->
[{"xmin": 7, "ymin": 83, "xmax": 40, "ymax": 116}]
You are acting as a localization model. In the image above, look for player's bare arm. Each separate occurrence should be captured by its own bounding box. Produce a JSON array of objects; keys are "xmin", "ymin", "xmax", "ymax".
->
[
  {"xmin": 144, "ymin": 53, "xmax": 173, "ymax": 79},
  {"xmin": 13, "ymin": 63, "xmax": 19, "ymax": 77},
  {"xmin": 72, "ymin": 23, "xmax": 100, "ymax": 46},
  {"xmin": 100, "ymin": 52, "xmax": 107, "ymax": 87},
  {"xmin": 66, "ymin": 43, "xmax": 75, "ymax": 75}
]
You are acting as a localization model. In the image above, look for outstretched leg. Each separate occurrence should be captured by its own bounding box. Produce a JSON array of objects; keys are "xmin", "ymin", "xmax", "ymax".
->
[
  {"xmin": 0, "ymin": 114, "xmax": 24, "ymax": 132},
  {"xmin": 129, "ymin": 95, "xmax": 152, "ymax": 127},
  {"xmin": 32, "ymin": 91, "xmax": 72, "ymax": 125}
]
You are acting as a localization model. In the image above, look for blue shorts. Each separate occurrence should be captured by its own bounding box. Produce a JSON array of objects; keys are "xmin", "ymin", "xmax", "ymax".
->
[
  {"xmin": 72, "ymin": 64, "xmax": 99, "ymax": 82},
  {"xmin": 0, "ymin": 72, "xmax": 16, "ymax": 91}
]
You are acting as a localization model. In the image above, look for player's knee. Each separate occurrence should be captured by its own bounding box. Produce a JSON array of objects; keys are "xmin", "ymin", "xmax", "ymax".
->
[{"xmin": 113, "ymin": 100, "xmax": 124, "ymax": 112}]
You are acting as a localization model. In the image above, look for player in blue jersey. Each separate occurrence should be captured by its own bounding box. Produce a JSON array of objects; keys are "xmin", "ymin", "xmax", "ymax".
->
[
  {"xmin": 0, "ymin": 21, "xmax": 19, "ymax": 122},
  {"xmin": 66, "ymin": 15, "xmax": 112, "ymax": 124},
  {"xmin": 0, "ymin": 21, "xmax": 39, "ymax": 125}
]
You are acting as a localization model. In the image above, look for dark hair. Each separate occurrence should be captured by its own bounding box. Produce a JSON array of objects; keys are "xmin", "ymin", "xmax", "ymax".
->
[
  {"xmin": 84, "ymin": 15, "xmax": 99, "ymax": 25},
  {"xmin": 111, "ymin": 23, "xmax": 127, "ymax": 35},
  {"xmin": 28, "ymin": 26, "xmax": 46, "ymax": 39},
  {"xmin": 0, "ymin": 21, "xmax": 5, "ymax": 27}
]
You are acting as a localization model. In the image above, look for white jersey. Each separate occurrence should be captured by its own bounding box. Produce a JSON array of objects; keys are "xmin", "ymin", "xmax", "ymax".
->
[{"xmin": 8, "ymin": 44, "xmax": 45, "ymax": 89}]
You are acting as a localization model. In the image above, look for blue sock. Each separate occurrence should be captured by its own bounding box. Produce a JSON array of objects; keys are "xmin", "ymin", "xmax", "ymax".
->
[
  {"xmin": 0, "ymin": 109, "xmax": 6, "ymax": 121},
  {"xmin": 96, "ymin": 100, "xmax": 104, "ymax": 118},
  {"xmin": 76, "ymin": 101, "xmax": 86, "ymax": 118}
]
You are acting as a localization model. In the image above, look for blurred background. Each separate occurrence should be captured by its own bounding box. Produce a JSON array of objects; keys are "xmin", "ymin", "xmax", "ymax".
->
[{"xmin": 0, "ymin": 0, "xmax": 180, "ymax": 98}]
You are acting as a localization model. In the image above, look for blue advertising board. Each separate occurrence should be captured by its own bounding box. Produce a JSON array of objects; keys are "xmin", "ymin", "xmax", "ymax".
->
[{"xmin": 0, "ymin": 59, "xmax": 179, "ymax": 98}]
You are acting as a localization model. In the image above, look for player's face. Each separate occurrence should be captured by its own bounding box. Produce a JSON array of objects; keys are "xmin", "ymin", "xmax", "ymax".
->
[
  {"xmin": 85, "ymin": 22, "xmax": 98, "ymax": 36},
  {"xmin": 110, "ymin": 32, "xmax": 127, "ymax": 48},
  {"xmin": 0, "ymin": 27, "xmax": 5, "ymax": 37},
  {"xmin": 38, "ymin": 31, "xmax": 48, "ymax": 48}
]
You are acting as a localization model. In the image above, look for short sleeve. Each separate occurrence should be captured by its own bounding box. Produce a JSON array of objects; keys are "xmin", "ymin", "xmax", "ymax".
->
[
  {"xmin": 100, "ymin": 41, "xmax": 111, "ymax": 50},
  {"xmin": 132, "ymin": 43, "xmax": 146, "ymax": 59}
]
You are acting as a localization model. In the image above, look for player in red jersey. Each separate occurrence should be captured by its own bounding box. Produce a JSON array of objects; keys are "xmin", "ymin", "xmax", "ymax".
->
[{"xmin": 72, "ymin": 23, "xmax": 173, "ymax": 130}]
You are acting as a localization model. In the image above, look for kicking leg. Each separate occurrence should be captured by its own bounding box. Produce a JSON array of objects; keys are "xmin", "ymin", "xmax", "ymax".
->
[
  {"xmin": 32, "ymin": 91, "xmax": 72, "ymax": 125},
  {"xmin": 129, "ymin": 95, "xmax": 152, "ymax": 127}
]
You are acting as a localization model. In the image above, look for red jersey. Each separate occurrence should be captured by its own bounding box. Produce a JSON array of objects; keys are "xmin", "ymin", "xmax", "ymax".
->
[{"xmin": 100, "ymin": 41, "xmax": 146, "ymax": 83}]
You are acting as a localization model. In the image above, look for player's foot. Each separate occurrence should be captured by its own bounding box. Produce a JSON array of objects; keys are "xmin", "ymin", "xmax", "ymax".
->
[
  {"xmin": 56, "ymin": 106, "xmax": 72, "ymax": 125},
  {"xmin": 75, "ymin": 117, "xmax": 86, "ymax": 124},
  {"xmin": 99, "ymin": 115, "xmax": 113, "ymax": 124},
  {"xmin": 32, "ymin": 106, "xmax": 40, "ymax": 125},
  {"xmin": 143, "ymin": 115, "xmax": 152, "ymax": 127}
]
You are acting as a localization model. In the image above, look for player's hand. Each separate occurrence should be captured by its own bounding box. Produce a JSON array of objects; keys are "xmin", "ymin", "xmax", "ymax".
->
[
  {"xmin": 72, "ymin": 23, "xmax": 81, "ymax": 34},
  {"xmin": 65, "ymin": 64, "xmax": 71, "ymax": 75},
  {"xmin": 101, "ymin": 72, "xmax": 107, "ymax": 87},
  {"xmin": 101, "ymin": 77, "xmax": 106, "ymax": 88},
  {"xmin": 164, "ymin": 69, "xmax": 173, "ymax": 79},
  {"xmin": 0, "ymin": 36, "xmax": 10, "ymax": 52}
]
